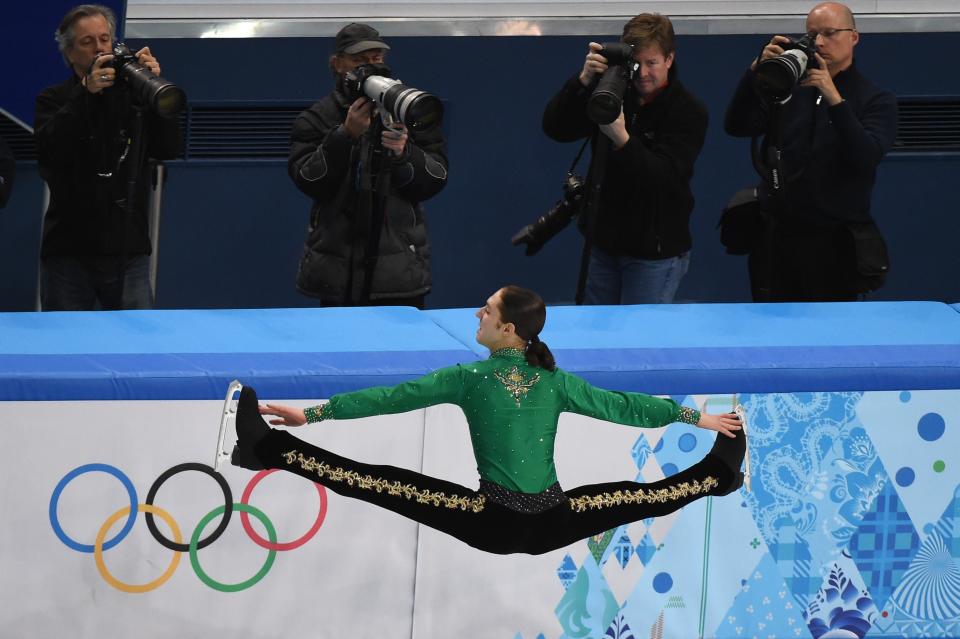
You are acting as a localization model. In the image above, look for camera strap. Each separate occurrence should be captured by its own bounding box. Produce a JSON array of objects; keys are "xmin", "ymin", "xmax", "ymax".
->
[
  {"xmin": 359, "ymin": 120, "xmax": 390, "ymax": 305},
  {"xmin": 568, "ymin": 138, "xmax": 589, "ymax": 174},
  {"xmin": 575, "ymin": 133, "xmax": 611, "ymax": 305}
]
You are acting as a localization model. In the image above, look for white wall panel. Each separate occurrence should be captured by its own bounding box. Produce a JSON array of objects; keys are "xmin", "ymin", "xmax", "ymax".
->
[
  {"xmin": 2, "ymin": 399, "xmax": 422, "ymax": 639},
  {"xmin": 125, "ymin": 0, "xmax": 960, "ymax": 36}
]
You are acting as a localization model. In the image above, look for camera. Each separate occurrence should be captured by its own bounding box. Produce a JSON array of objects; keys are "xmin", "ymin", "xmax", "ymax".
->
[
  {"xmin": 511, "ymin": 173, "xmax": 585, "ymax": 256},
  {"xmin": 343, "ymin": 63, "xmax": 443, "ymax": 131},
  {"xmin": 587, "ymin": 42, "xmax": 637, "ymax": 125},
  {"xmin": 105, "ymin": 43, "xmax": 185, "ymax": 118},
  {"xmin": 754, "ymin": 34, "xmax": 819, "ymax": 101}
]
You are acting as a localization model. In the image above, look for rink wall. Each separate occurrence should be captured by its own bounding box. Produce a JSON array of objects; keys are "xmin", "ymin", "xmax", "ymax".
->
[{"xmin": 2, "ymin": 302, "xmax": 959, "ymax": 638}]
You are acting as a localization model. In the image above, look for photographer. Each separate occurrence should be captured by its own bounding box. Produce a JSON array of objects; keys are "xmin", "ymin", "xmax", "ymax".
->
[
  {"xmin": 542, "ymin": 13, "xmax": 707, "ymax": 305},
  {"xmin": 288, "ymin": 23, "xmax": 448, "ymax": 308},
  {"xmin": 35, "ymin": 4, "xmax": 180, "ymax": 311},
  {"xmin": 724, "ymin": 2, "xmax": 897, "ymax": 302}
]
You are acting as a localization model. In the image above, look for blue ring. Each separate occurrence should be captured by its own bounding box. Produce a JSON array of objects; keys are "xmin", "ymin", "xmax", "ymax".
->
[{"xmin": 49, "ymin": 463, "xmax": 138, "ymax": 553}]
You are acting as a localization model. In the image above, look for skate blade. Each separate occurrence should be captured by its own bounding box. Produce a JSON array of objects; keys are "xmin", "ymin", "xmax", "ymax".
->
[
  {"xmin": 214, "ymin": 380, "xmax": 244, "ymax": 472},
  {"xmin": 734, "ymin": 403, "xmax": 752, "ymax": 493}
]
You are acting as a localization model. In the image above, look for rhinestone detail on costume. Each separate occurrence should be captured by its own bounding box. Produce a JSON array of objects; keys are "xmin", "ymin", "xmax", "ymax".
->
[
  {"xmin": 480, "ymin": 480, "xmax": 567, "ymax": 513},
  {"xmin": 677, "ymin": 406, "xmax": 701, "ymax": 425},
  {"xmin": 490, "ymin": 347, "xmax": 526, "ymax": 360},
  {"xmin": 494, "ymin": 366, "xmax": 541, "ymax": 407},
  {"xmin": 282, "ymin": 450, "xmax": 486, "ymax": 512},
  {"xmin": 303, "ymin": 404, "xmax": 330, "ymax": 424},
  {"xmin": 568, "ymin": 477, "xmax": 719, "ymax": 512}
]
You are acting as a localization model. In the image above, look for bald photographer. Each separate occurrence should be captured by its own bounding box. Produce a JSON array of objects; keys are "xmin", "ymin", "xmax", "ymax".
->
[{"xmin": 724, "ymin": 2, "xmax": 897, "ymax": 301}]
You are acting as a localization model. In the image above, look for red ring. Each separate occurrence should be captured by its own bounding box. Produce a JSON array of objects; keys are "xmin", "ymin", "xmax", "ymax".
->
[{"xmin": 240, "ymin": 469, "xmax": 328, "ymax": 551}]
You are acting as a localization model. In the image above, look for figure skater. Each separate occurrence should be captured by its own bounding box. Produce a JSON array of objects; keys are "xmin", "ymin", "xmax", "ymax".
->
[{"xmin": 231, "ymin": 285, "xmax": 748, "ymax": 555}]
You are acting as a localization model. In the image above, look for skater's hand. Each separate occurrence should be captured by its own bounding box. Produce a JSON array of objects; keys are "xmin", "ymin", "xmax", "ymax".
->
[
  {"xmin": 696, "ymin": 411, "xmax": 742, "ymax": 438},
  {"xmin": 259, "ymin": 403, "xmax": 307, "ymax": 427}
]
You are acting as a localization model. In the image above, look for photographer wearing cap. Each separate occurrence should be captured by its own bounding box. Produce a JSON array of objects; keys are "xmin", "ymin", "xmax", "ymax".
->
[
  {"xmin": 288, "ymin": 23, "xmax": 448, "ymax": 308},
  {"xmin": 34, "ymin": 4, "xmax": 181, "ymax": 310},
  {"xmin": 542, "ymin": 13, "xmax": 708, "ymax": 305},
  {"xmin": 724, "ymin": 2, "xmax": 897, "ymax": 302}
]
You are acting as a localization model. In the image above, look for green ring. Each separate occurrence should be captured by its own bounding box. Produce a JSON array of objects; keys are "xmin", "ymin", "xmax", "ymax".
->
[{"xmin": 190, "ymin": 503, "xmax": 277, "ymax": 592}]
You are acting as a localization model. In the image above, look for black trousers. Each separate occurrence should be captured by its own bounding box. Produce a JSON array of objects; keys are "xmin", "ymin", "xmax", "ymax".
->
[
  {"xmin": 253, "ymin": 430, "xmax": 733, "ymax": 555},
  {"xmin": 749, "ymin": 223, "xmax": 859, "ymax": 302},
  {"xmin": 320, "ymin": 294, "xmax": 426, "ymax": 310}
]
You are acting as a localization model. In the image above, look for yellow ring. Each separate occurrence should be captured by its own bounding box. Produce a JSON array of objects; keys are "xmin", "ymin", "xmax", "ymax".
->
[{"xmin": 94, "ymin": 504, "xmax": 182, "ymax": 593}]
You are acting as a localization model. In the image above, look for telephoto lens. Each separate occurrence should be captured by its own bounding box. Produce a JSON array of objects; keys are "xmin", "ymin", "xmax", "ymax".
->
[
  {"xmin": 362, "ymin": 75, "xmax": 444, "ymax": 131},
  {"xmin": 587, "ymin": 42, "xmax": 636, "ymax": 125},
  {"xmin": 119, "ymin": 63, "xmax": 186, "ymax": 118},
  {"xmin": 111, "ymin": 43, "xmax": 186, "ymax": 118},
  {"xmin": 754, "ymin": 34, "xmax": 818, "ymax": 102},
  {"xmin": 511, "ymin": 174, "xmax": 585, "ymax": 256}
]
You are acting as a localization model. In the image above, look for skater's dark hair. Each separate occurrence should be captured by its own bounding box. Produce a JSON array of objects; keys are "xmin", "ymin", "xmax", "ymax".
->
[{"xmin": 498, "ymin": 285, "xmax": 556, "ymax": 371}]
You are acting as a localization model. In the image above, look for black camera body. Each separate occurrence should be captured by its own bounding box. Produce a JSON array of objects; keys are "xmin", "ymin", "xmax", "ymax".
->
[
  {"xmin": 105, "ymin": 42, "xmax": 185, "ymax": 118},
  {"xmin": 598, "ymin": 42, "xmax": 635, "ymax": 66},
  {"xmin": 511, "ymin": 173, "xmax": 585, "ymax": 256},
  {"xmin": 343, "ymin": 63, "xmax": 443, "ymax": 131},
  {"xmin": 108, "ymin": 42, "xmax": 139, "ymax": 69},
  {"xmin": 754, "ymin": 34, "xmax": 820, "ymax": 102},
  {"xmin": 342, "ymin": 63, "xmax": 390, "ymax": 103},
  {"xmin": 587, "ymin": 42, "xmax": 637, "ymax": 125}
]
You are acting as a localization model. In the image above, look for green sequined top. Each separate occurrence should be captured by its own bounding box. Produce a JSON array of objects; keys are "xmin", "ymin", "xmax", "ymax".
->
[{"xmin": 304, "ymin": 347, "xmax": 701, "ymax": 494}]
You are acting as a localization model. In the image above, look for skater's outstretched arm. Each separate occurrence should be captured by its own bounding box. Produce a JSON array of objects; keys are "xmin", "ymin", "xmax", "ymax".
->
[
  {"xmin": 558, "ymin": 370, "xmax": 742, "ymax": 437},
  {"xmin": 259, "ymin": 365, "xmax": 466, "ymax": 426}
]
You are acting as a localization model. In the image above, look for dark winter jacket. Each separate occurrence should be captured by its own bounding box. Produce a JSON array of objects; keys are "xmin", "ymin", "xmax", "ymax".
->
[{"xmin": 288, "ymin": 86, "xmax": 448, "ymax": 303}]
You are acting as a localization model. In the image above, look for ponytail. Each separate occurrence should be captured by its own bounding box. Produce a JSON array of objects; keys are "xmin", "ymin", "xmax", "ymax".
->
[{"xmin": 525, "ymin": 335, "xmax": 556, "ymax": 371}]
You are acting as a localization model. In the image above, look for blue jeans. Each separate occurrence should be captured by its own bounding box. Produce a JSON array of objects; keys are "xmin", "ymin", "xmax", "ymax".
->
[
  {"xmin": 584, "ymin": 248, "xmax": 690, "ymax": 305},
  {"xmin": 41, "ymin": 254, "xmax": 153, "ymax": 311}
]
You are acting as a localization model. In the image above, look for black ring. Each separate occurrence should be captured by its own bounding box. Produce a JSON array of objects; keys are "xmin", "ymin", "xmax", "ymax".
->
[{"xmin": 145, "ymin": 462, "xmax": 233, "ymax": 552}]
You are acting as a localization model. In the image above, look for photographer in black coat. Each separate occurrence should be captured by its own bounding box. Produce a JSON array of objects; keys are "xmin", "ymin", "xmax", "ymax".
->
[
  {"xmin": 543, "ymin": 13, "xmax": 708, "ymax": 305},
  {"xmin": 724, "ymin": 2, "xmax": 897, "ymax": 301},
  {"xmin": 288, "ymin": 23, "xmax": 448, "ymax": 308},
  {"xmin": 35, "ymin": 4, "xmax": 180, "ymax": 311}
]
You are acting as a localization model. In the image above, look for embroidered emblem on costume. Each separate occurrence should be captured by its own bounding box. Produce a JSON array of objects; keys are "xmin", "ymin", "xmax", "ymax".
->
[{"xmin": 494, "ymin": 366, "xmax": 541, "ymax": 406}]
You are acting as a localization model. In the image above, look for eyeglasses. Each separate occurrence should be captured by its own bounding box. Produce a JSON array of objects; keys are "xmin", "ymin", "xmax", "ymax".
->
[{"xmin": 806, "ymin": 27, "xmax": 856, "ymax": 40}]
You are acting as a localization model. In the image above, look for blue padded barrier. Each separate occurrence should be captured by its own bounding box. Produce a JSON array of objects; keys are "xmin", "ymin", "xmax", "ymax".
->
[
  {"xmin": 427, "ymin": 302, "xmax": 960, "ymax": 394},
  {"xmin": 2, "ymin": 302, "xmax": 960, "ymax": 400},
  {"xmin": 0, "ymin": 307, "xmax": 476, "ymax": 400}
]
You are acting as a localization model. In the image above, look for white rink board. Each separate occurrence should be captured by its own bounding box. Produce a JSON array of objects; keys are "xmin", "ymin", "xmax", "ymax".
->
[
  {"xmin": 1, "ymin": 399, "xmax": 423, "ymax": 639},
  {"xmin": 0, "ymin": 397, "xmax": 692, "ymax": 638}
]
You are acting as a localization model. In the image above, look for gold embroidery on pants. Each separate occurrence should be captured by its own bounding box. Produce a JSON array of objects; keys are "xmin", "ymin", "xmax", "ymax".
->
[
  {"xmin": 281, "ymin": 450, "xmax": 486, "ymax": 513},
  {"xmin": 568, "ymin": 477, "xmax": 719, "ymax": 513}
]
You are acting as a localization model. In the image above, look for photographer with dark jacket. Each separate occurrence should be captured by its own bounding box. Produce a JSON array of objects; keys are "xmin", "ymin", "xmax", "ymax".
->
[
  {"xmin": 0, "ymin": 135, "xmax": 13, "ymax": 209},
  {"xmin": 35, "ymin": 4, "xmax": 180, "ymax": 310},
  {"xmin": 724, "ymin": 1, "xmax": 897, "ymax": 302},
  {"xmin": 543, "ymin": 13, "xmax": 708, "ymax": 305},
  {"xmin": 288, "ymin": 23, "xmax": 448, "ymax": 308}
]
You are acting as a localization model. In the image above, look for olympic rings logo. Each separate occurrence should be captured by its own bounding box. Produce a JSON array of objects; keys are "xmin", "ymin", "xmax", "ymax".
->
[{"xmin": 49, "ymin": 462, "xmax": 328, "ymax": 593}]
